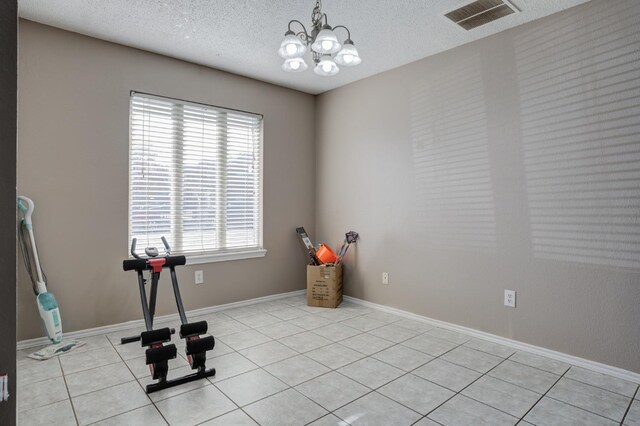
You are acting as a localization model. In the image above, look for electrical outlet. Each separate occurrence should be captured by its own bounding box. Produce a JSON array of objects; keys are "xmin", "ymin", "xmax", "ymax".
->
[
  {"xmin": 504, "ymin": 289, "xmax": 516, "ymax": 308},
  {"xmin": 195, "ymin": 270, "xmax": 204, "ymax": 285},
  {"xmin": 382, "ymin": 272, "xmax": 389, "ymax": 285}
]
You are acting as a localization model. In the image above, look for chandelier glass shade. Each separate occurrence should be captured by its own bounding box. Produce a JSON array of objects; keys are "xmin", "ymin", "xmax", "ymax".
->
[
  {"xmin": 314, "ymin": 55, "xmax": 339, "ymax": 76},
  {"xmin": 282, "ymin": 57, "xmax": 308, "ymax": 72},
  {"xmin": 311, "ymin": 25, "xmax": 341, "ymax": 54},
  {"xmin": 278, "ymin": 32, "xmax": 307, "ymax": 59},
  {"xmin": 334, "ymin": 40, "xmax": 361, "ymax": 66},
  {"xmin": 278, "ymin": 0, "xmax": 360, "ymax": 76}
]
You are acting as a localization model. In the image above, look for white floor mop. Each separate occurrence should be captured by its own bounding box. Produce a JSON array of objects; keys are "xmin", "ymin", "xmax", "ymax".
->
[{"xmin": 17, "ymin": 196, "xmax": 84, "ymax": 360}]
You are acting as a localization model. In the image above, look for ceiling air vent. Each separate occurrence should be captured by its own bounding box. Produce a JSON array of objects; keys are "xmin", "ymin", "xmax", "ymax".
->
[{"xmin": 445, "ymin": 0, "xmax": 519, "ymax": 30}]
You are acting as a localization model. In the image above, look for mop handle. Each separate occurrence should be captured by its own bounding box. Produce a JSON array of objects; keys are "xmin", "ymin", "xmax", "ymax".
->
[{"xmin": 18, "ymin": 196, "xmax": 46, "ymax": 286}]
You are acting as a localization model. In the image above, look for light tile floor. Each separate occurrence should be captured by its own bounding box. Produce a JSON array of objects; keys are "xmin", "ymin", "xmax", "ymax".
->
[{"xmin": 17, "ymin": 294, "xmax": 640, "ymax": 426}]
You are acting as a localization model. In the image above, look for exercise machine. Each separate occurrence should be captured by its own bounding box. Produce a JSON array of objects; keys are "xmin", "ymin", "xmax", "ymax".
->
[
  {"xmin": 17, "ymin": 196, "xmax": 84, "ymax": 360},
  {"xmin": 121, "ymin": 237, "xmax": 216, "ymax": 393}
]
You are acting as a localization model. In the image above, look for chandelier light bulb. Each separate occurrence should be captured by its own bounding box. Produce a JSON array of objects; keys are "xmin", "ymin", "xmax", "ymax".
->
[
  {"xmin": 321, "ymin": 40, "xmax": 333, "ymax": 51},
  {"xmin": 278, "ymin": 31, "xmax": 306, "ymax": 59},
  {"xmin": 311, "ymin": 25, "xmax": 341, "ymax": 54},
  {"xmin": 335, "ymin": 39, "xmax": 361, "ymax": 66},
  {"xmin": 282, "ymin": 57, "xmax": 308, "ymax": 72},
  {"xmin": 285, "ymin": 43, "xmax": 298, "ymax": 55},
  {"xmin": 314, "ymin": 55, "xmax": 339, "ymax": 76}
]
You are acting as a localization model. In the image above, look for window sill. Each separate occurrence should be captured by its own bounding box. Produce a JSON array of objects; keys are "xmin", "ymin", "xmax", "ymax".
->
[{"xmin": 186, "ymin": 248, "xmax": 267, "ymax": 265}]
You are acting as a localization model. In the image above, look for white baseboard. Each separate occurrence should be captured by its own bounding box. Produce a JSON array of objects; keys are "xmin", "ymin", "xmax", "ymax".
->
[
  {"xmin": 343, "ymin": 295, "xmax": 640, "ymax": 384},
  {"xmin": 18, "ymin": 289, "xmax": 639, "ymax": 385},
  {"xmin": 17, "ymin": 289, "xmax": 306, "ymax": 351}
]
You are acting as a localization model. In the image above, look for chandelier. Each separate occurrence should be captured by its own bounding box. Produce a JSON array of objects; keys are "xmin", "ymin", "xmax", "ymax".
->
[{"xmin": 278, "ymin": 0, "xmax": 361, "ymax": 76}]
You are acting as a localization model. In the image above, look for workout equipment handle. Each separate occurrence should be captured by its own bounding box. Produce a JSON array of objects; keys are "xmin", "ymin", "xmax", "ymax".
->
[
  {"xmin": 123, "ymin": 255, "xmax": 186, "ymax": 272},
  {"xmin": 161, "ymin": 236, "xmax": 171, "ymax": 254},
  {"xmin": 131, "ymin": 238, "xmax": 143, "ymax": 260}
]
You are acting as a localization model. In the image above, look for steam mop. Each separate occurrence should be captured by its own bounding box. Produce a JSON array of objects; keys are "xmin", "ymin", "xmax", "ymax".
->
[{"xmin": 17, "ymin": 196, "xmax": 84, "ymax": 360}]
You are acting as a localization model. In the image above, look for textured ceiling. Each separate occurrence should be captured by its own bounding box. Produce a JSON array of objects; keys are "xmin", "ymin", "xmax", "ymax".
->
[{"xmin": 19, "ymin": 0, "xmax": 592, "ymax": 94}]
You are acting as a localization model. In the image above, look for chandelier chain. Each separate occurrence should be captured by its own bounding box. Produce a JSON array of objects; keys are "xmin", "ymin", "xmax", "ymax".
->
[{"xmin": 311, "ymin": 0, "xmax": 323, "ymax": 28}]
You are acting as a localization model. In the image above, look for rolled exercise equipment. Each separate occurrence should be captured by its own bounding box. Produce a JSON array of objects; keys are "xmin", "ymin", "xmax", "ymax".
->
[{"xmin": 121, "ymin": 237, "xmax": 216, "ymax": 393}]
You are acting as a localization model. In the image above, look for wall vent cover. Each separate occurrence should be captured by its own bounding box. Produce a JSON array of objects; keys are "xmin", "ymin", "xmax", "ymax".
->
[{"xmin": 445, "ymin": 0, "xmax": 519, "ymax": 30}]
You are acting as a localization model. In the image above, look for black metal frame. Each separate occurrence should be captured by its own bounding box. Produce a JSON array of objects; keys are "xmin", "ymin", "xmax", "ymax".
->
[{"xmin": 121, "ymin": 258, "xmax": 215, "ymax": 393}]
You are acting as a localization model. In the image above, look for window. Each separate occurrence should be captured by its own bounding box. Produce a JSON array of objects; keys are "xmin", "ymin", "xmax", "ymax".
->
[{"xmin": 129, "ymin": 92, "xmax": 264, "ymax": 263}]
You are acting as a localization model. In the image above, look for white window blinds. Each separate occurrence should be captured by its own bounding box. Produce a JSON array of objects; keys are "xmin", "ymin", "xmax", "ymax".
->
[{"xmin": 129, "ymin": 92, "xmax": 263, "ymax": 258}]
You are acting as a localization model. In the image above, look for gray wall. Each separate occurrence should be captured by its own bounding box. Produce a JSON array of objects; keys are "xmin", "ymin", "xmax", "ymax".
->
[
  {"xmin": 316, "ymin": 0, "xmax": 640, "ymax": 373},
  {"xmin": 17, "ymin": 20, "xmax": 315, "ymax": 340},
  {"xmin": 0, "ymin": 1, "xmax": 17, "ymax": 424}
]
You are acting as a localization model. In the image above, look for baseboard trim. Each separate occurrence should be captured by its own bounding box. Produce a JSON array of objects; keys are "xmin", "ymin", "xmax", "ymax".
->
[
  {"xmin": 18, "ymin": 290, "xmax": 638, "ymax": 384},
  {"xmin": 17, "ymin": 289, "xmax": 306, "ymax": 351},
  {"xmin": 343, "ymin": 295, "xmax": 640, "ymax": 384}
]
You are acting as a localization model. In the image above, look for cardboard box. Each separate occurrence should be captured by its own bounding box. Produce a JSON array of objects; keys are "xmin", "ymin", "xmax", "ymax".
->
[{"xmin": 307, "ymin": 264, "xmax": 342, "ymax": 308}]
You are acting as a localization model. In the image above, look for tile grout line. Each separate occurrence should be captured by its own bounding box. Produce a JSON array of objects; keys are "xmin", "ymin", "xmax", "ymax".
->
[
  {"xmin": 65, "ymin": 350, "xmax": 154, "ymax": 425},
  {"xmin": 36, "ymin": 357, "xmax": 79, "ymax": 425},
  {"xmin": 205, "ymin": 364, "xmax": 334, "ymax": 426},
  {"xmin": 542, "ymin": 393, "xmax": 631, "ymax": 425},
  {"xmin": 562, "ymin": 371, "xmax": 639, "ymax": 399},
  {"xmin": 19, "ymin": 309, "xmax": 463, "ymax": 425},
  {"xmin": 19, "ymin": 356, "xmax": 82, "ymax": 426},
  {"xmin": 246, "ymin": 312, "xmax": 477, "ymax": 423},
  {"xmin": 619, "ymin": 385, "xmax": 639, "ymax": 426},
  {"xmin": 16, "ymin": 395, "xmax": 75, "ymax": 417},
  {"xmin": 85, "ymin": 334, "xmax": 600, "ymax": 424},
  {"xmin": 58, "ymin": 356, "xmax": 82, "ymax": 426},
  {"xmin": 411, "ymin": 415, "xmax": 445, "ymax": 426},
  {"xmin": 302, "ymin": 413, "xmax": 335, "ymax": 426},
  {"xmin": 204, "ymin": 308, "xmax": 421, "ymax": 424},
  {"xmin": 323, "ymin": 335, "xmax": 473, "ymax": 423},
  {"xmin": 506, "ymin": 357, "xmax": 572, "ymax": 377},
  {"xmin": 514, "ymin": 365, "xmax": 570, "ymax": 425},
  {"xmin": 540, "ymin": 374, "xmax": 637, "ymax": 423},
  {"xmin": 502, "ymin": 363, "xmax": 638, "ymax": 425},
  {"xmin": 228, "ymin": 307, "xmax": 391, "ymax": 361},
  {"xmin": 236, "ymin": 408, "xmax": 262, "ymax": 426},
  {"xmin": 84, "ymin": 404, "xmax": 159, "ymax": 426},
  {"xmin": 419, "ymin": 346, "xmax": 516, "ymax": 423},
  {"xmin": 484, "ymin": 367, "xmax": 553, "ymax": 395},
  {"xmin": 105, "ymin": 330, "xmax": 167, "ymax": 426},
  {"xmin": 193, "ymin": 301, "xmax": 640, "ymax": 425},
  {"xmin": 19, "ymin": 299, "xmax": 297, "ymax": 426},
  {"xmin": 197, "ymin": 376, "xmax": 245, "ymax": 426},
  {"xmin": 345, "ymin": 296, "xmax": 640, "ymax": 386},
  {"xmin": 25, "ymin": 298, "xmax": 634, "ymax": 426},
  {"xmin": 56, "ymin": 343, "xmax": 126, "ymax": 378}
]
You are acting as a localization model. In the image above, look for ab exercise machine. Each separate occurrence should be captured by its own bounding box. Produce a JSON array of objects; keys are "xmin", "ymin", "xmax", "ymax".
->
[{"xmin": 121, "ymin": 237, "xmax": 216, "ymax": 393}]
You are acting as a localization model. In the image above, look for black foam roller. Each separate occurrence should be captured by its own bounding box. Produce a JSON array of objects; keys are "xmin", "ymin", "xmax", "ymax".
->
[
  {"xmin": 123, "ymin": 255, "xmax": 187, "ymax": 272},
  {"xmin": 145, "ymin": 344, "xmax": 177, "ymax": 364},
  {"xmin": 180, "ymin": 321, "xmax": 208, "ymax": 338},
  {"xmin": 186, "ymin": 336, "xmax": 215, "ymax": 355},
  {"xmin": 141, "ymin": 327, "xmax": 172, "ymax": 346}
]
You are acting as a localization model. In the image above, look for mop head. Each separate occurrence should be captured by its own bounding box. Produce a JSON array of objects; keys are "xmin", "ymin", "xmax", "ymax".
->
[{"xmin": 27, "ymin": 340, "xmax": 86, "ymax": 361}]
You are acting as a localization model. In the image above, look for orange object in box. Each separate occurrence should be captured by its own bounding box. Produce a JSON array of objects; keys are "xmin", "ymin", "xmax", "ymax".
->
[{"xmin": 315, "ymin": 243, "xmax": 337, "ymax": 264}]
